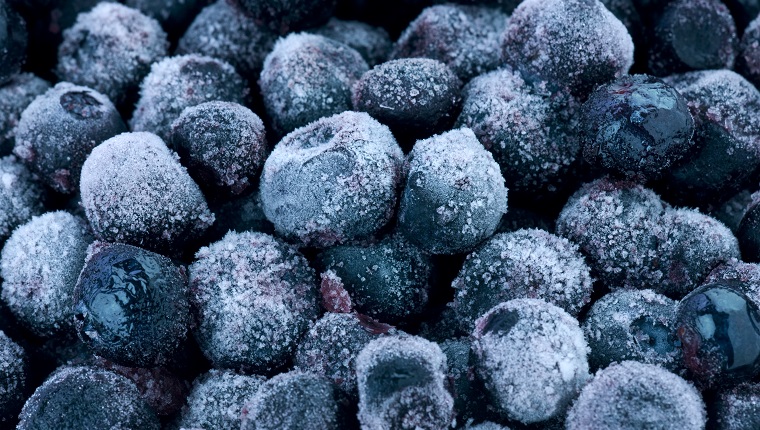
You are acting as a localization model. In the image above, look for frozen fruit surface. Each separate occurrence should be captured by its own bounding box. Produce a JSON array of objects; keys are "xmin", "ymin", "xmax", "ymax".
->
[{"xmin": 0, "ymin": 73, "xmax": 49, "ymax": 155}]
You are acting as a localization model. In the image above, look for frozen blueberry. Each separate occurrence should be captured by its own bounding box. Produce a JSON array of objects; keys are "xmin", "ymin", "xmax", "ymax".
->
[
  {"xmin": 259, "ymin": 111, "xmax": 403, "ymax": 248},
  {"xmin": 0, "ymin": 211, "xmax": 92, "ymax": 338},
  {"xmin": 398, "ymin": 128, "xmax": 508, "ymax": 255},
  {"xmin": 0, "ymin": 330, "xmax": 26, "ymax": 427},
  {"xmin": 463, "ymin": 422, "xmax": 511, "ymax": 430},
  {"xmin": 170, "ymin": 101, "xmax": 267, "ymax": 196},
  {"xmin": 131, "ymin": 54, "xmax": 247, "ymax": 142},
  {"xmin": 436, "ymin": 0, "xmax": 520, "ymax": 14},
  {"xmin": 439, "ymin": 338, "xmax": 488, "ymax": 422},
  {"xmin": 0, "ymin": 155, "xmax": 44, "ymax": 245},
  {"xmin": 657, "ymin": 70, "xmax": 760, "ymax": 208},
  {"xmin": 176, "ymin": 0, "xmax": 277, "ymax": 82},
  {"xmin": 456, "ymin": 68, "xmax": 581, "ymax": 199},
  {"xmin": 556, "ymin": 178, "xmax": 667, "ymax": 290},
  {"xmin": 0, "ymin": 73, "xmax": 49, "ymax": 155},
  {"xmin": 705, "ymin": 261, "xmax": 760, "ymax": 308},
  {"xmin": 391, "ymin": 5, "xmax": 508, "ymax": 82},
  {"xmin": 453, "ymin": 229, "xmax": 592, "ymax": 333},
  {"xmin": 13, "ymin": 82, "xmax": 127, "ymax": 194},
  {"xmin": 737, "ymin": 14, "xmax": 760, "ymax": 88},
  {"xmin": 712, "ymin": 382, "xmax": 760, "ymax": 430},
  {"xmin": 178, "ymin": 370, "xmax": 266, "ymax": 430},
  {"xmin": 189, "ymin": 231, "xmax": 319, "ymax": 373},
  {"xmin": 17, "ymin": 366, "xmax": 161, "ymax": 430},
  {"xmin": 676, "ymin": 282, "xmax": 760, "ymax": 388},
  {"xmin": 356, "ymin": 335, "xmax": 454, "ymax": 430},
  {"xmin": 259, "ymin": 34, "xmax": 368, "ymax": 135},
  {"xmin": 241, "ymin": 371, "xmax": 342, "ymax": 430},
  {"xmin": 56, "ymin": 3, "xmax": 168, "ymax": 108},
  {"xmin": 352, "ymin": 58, "xmax": 462, "ymax": 140},
  {"xmin": 649, "ymin": 0, "xmax": 738, "ymax": 76},
  {"xmin": 472, "ymin": 299, "xmax": 589, "ymax": 425},
  {"xmin": 79, "ymin": 132, "xmax": 214, "ymax": 254},
  {"xmin": 738, "ymin": 191, "xmax": 760, "ymax": 262},
  {"xmin": 0, "ymin": 0, "xmax": 26, "ymax": 85},
  {"xmin": 317, "ymin": 235, "xmax": 433, "ymax": 324},
  {"xmin": 203, "ymin": 192, "xmax": 274, "ymax": 242},
  {"xmin": 314, "ymin": 18, "xmax": 392, "ymax": 67},
  {"xmin": 502, "ymin": 0, "xmax": 634, "ymax": 98},
  {"xmin": 582, "ymin": 289, "xmax": 681, "ymax": 371},
  {"xmin": 713, "ymin": 189, "xmax": 754, "ymax": 233},
  {"xmin": 233, "ymin": 0, "xmax": 335, "ymax": 34},
  {"xmin": 73, "ymin": 242, "xmax": 192, "ymax": 368},
  {"xmin": 599, "ymin": 0, "xmax": 646, "ymax": 66},
  {"xmin": 580, "ymin": 74, "xmax": 695, "ymax": 181},
  {"xmin": 123, "ymin": 0, "xmax": 209, "ymax": 41},
  {"xmin": 565, "ymin": 361, "xmax": 705, "ymax": 430}
]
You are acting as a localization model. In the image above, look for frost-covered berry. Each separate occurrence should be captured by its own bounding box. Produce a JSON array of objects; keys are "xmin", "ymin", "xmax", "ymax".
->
[
  {"xmin": 439, "ymin": 338, "xmax": 488, "ymax": 422},
  {"xmin": 352, "ymin": 58, "xmax": 462, "ymax": 140},
  {"xmin": 73, "ymin": 242, "xmax": 191, "ymax": 368},
  {"xmin": 170, "ymin": 101, "xmax": 267, "ymax": 196},
  {"xmin": 314, "ymin": 18, "xmax": 392, "ymax": 67},
  {"xmin": 398, "ymin": 128, "xmax": 508, "ymax": 255},
  {"xmin": 0, "ymin": 330, "xmax": 26, "ymax": 427},
  {"xmin": 259, "ymin": 34, "xmax": 368, "ymax": 135},
  {"xmin": 356, "ymin": 335, "xmax": 454, "ymax": 430},
  {"xmin": 130, "ymin": 55, "xmax": 247, "ymax": 142},
  {"xmin": 0, "ymin": 0, "xmax": 26, "ymax": 86},
  {"xmin": 0, "ymin": 156, "xmax": 44, "ymax": 245},
  {"xmin": 464, "ymin": 422, "xmax": 511, "ymax": 430},
  {"xmin": 17, "ymin": 366, "xmax": 161, "ymax": 430},
  {"xmin": 189, "ymin": 231, "xmax": 319, "ymax": 373},
  {"xmin": 260, "ymin": 111, "xmax": 403, "ymax": 248},
  {"xmin": 240, "ymin": 371, "xmax": 342, "ymax": 430},
  {"xmin": 0, "ymin": 73, "xmax": 49, "ymax": 155},
  {"xmin": 178, "ymin": 370, "xmax": 266, "ymax": 430},
  {"xmin": 582, "ymin": 289, "xmax": 681, "ymax": 371},
  {"xmin": 14, "ymin": 83, "xmax": 127, "ymax": 194},
  {"xmin": 565, "ymin": 361, "xmax": 705, "ymax": 430},
  {"xmin": 317, "ymin": 235, "xmax": 432, "ymax": 323},
  {"xmin": 712, "ymin": 382, "xmax": 760, "ymax": 430},
  {"xmin": 705, "ymin": 261, "xmax": 760, "ymax": 307},
  {"xmin": 391, "ymin": 5, "xmax": 508, "ymax": 81},
  {"xmin": 472, "ymin": 299, "xmax": 589, "ymax": 425},
  {"xmin": 176, "ymin": 0, "xmax": 277, "ymax": 82},
  {"xmin": 649, "ymin": 0, "xmax": 737, "ymax": 76},
  {"xmin": 79, "ymin": 132, "xmax": 214, "ymax": 254},
  {"xmin": 502, "ymin": 0, "xmax": 634, "ymax": 98},
  {"xmin": 737, "ymin": 191, "xmax": 760, "ymax": 263},
  {"xmin": 233, "ymin": 0, "xmax": 335, "ymax": 34},
  {"xmin": 453, "ymin": 229, "xmax": 593, "ymax": 332},
  {"xmin": 0, "ymin": 211, "xmax": 92, "ymax": 338},
  {"xmin": 56, "ymin": 3, "xmax": 169, "ymax": 107},
  {"xmin": 738, "ymin": 15, "xmax": 760, "ymax": 89},
  {"xmin": 455, "ymin": 68, "xmax": 580, "ymax": 198}
]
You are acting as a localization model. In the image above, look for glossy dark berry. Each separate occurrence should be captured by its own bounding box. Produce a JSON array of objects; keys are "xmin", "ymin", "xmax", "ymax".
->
[
  {"xmin": 17, "ymin": 366, "xmax": 161, "ymax": 430},
  {"xmin": 738, "ymin": 191, "xmax": 760, "ymax": 262},
  {"xmin": 0, "ymin": 73, "xmax": 49, "ymax": 155},
  {"xmin": 14, "ymin": 82, "xmax": 127, "ymax": 193},
  {"xmin": 0, "ymin": 155, "xmax": 44, "ymax": 245},
  {"xmin": 0, "ymin": 330, "xmax": 26, "ymax": 427},
  {"xmin": 170, "ymin": 101, "xmax": 267, "ymax": 196},
  {"xmin": 352, "ymin": 58, "xmax": 462, "ymax": 140},
  {"xmin": 472, "ymin": 299, "xmax": 589, "ymax": 425},
  {"xmin": 712, "ymin": 382, "xmax": 760, "ymax": 430},
  {"xmin": 502, "ymin": 0, "xmax": 633, "ymax": 98},
  {"xmin": 178, "ymin": 370, "xmax": 266, "ymax": 430},
  {"xmin": 259, "ymin": 33, "xmax": 368, "ymax": 135},
  {"xmin": 233, "ymin": 0, "xmax": 336, "ymax": 34},
  {"xmin": 260, "ymin": 111, "xmax": 403, "ymax": 248},
  {"xmin": 649, "ymin": 0, "xmax": 738, "ymax": 76},
  {"xmin": 73, "ymin": 242, "xmax": 191, "ymax": 368},
  {"xmin": 676, "ymin": 282, "xmax": 760, "ymax": 388},
  {"xmin": 0, "ymin": 0, "xmax": 27, "ymax": 86},
  {"xmin": 737, "ymin": 14, "xmax": 760, "ymax": 89},
  {"xmin": 705, "ymin": 261, "xmax": 760, "ymax": 310},
  {"xmin": 580, "ymin": 74, "xmax": 695, "ymax": 181},
  {"xmin": 565, "ymin": 361, "xmax": 705, "ymax": 430},
  {"xmin": 315, "ymin": 18, "xmax": 392, "ymax": 67}
]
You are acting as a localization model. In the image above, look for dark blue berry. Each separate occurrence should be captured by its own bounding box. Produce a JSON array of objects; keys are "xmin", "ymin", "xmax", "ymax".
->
[
  {"xmin": 124, "ymin": 0, "xmax": 209, "ymax": 41},
  {"xmin": 0, "ymin": 330, "xmax": 26, "ymax": 427},
  {"xmin": 738, "ymin": 191, "xmax": 760, "ymax": 263},
  {"xmin": 315, "ymin": 18, "xmax": 392, "ymax": 67},
  {"xmin": 233, "ymin": 0, "xmax": 336, "ymax": 34},
  {"xmin": 712, "ymin": 382, "xmax": 760, "ymax": 430},
  {"xmin": 0, "ymin": 73, "xmax": 49, "ymax": 155},
  {"xmin": 738, "ymin": 14, "xmax": 760, "ymax": 89},
  {"xmin": 0, "ymin": 0, "xmax": 27, "ymax": 85},
  {"xmin": 179, "ymin": 370, "xmax": 266, "ymax": 430}
]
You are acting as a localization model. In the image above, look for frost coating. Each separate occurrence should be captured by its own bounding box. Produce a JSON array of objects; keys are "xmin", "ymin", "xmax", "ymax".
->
[
  {"xmin": 453, "ymin": 229, "xmax": 593, "ymax": 332},
  {"xmin": 472, "ymin": 299, "xmax": 589, "ymax": 424},
  {"xmin": 713, "ymin": 383, "xmax": 760, "ymax": 430},
  {"xmin": 260, "ymin": 111, "xmax": 403, "ymax": 248},
  {"xmin": 178, "ymin": 370, "xmax": 265, "ymax": 430},
  {"xmin": 1, "ymin": 212, "xmax": 92, "ymax": 337},
  {"xmin": 57, "ymin": 2, "xmax": 169, "ymax": 106},
  {"xmin": 356, "ymin": 335, "xmax": 454, "ymax": 430},
  {"xmin": 0, "ymin": 330, "xmax": 26, "ymax": 426},
  {"xmin": 0, "ymin": 156, "xmax": 44, "ymax": 245},
  {"xmin": 0, "ymin": 73, "xmax": 50, "ymax": 155},
  {"xmin": 189, "ymin": 231, "xmax": 318, "ymax": 373},
  {"xmin": 398, "ymin": 127, "xmax": 508, "ymax": 254},
  {"xmin": 79, "ymin": 132, "xmax": 213, "ymax": 253},
  {"xmin": 566, "ymin": 361, "xmax": 706, "ymax": 430},
  {"xmin": 502, "ymin": 0, "xmax": 634, "ymax": 98},
  {"xmin": 315, "ymin": 18, "xmax": 392, "ymax": 67}
]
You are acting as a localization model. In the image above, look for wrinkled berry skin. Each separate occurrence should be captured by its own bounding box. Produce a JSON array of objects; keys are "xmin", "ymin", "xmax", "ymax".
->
[
  {"xmin": 73, "ymin": 243, "xmax": 191, "ymax": 368},
  {"xmin": 0, "ymin": 1, "xmax": 27, "ymax": 85},
  {"xmin": 580, "ymin": 74, "xmax": 695, "ymax": 181},
  {"xmin": 676, "ymin": 282, "xmax": 760, "ymax": 388}
]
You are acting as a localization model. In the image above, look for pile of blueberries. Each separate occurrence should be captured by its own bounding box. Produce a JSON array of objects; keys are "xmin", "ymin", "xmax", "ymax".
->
[{"xmin": 3, "ymin": 0, "xmax": 760, "ymax": 428}]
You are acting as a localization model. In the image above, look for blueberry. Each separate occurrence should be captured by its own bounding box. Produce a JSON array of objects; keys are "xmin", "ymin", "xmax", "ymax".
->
[
  {"xmin": 17, "ymin": 366, "xmax": 160, "ymax": 430},
  {"xmin": 705, "ymin": 261, "xmax": 760, "ymax": 309},
  {"xmin": 315, "ymin": 18, "xmax": 392, "ymax": 67},
  {"xmin": 472, "ymin": 299, "xmax": 589, "ymax": 425},
  {"xmin": 232, "ymin": 0, "xmax": 336, "ymax": 34},
  {"xmin": 397, "ymin": 128, "xmax": 508, "ymax": 255},
  {"xmin": 737, "ymin": 14, "xmax": 760, "ymax": 89},
  {"xmin": 579, "ymin": 74, "xmax": 695, "ymax": 181},
  {"xmin": 437, "ymin": 0, "xmax": 520, "ymax": 14},
  {"xmin": 56, "ymin": 3, "xmax": 168, "ymax": 108},
  {"xmin": 676, "ymin": 282, "xmax": 760, "ymax": 388},
  {"xmin": 202, "ymin": 192, "xmax": 274, "ymax": 242},
  {"xmin": 13, "ymin": 82, "xmax": 127, "ymax": 193},
  {"xmin": 73, "ymin": 242, "xmax": 191, "ymax": 368},
  {"xmin": 0, "ymin": 0, "xmax": 27, "ymax": 85},
  {"xmin": 463, "ymin": 422, "xmax": 511, "ymax": 430},
  {"xmin": 439, "ymin": 338, "xmax": 488, "ymax": 423},
  {"xmin": 0, "ymin": 330, "xmax": 26, "ymax": 427},
  {"xmin": 0, "ymin": 211, "xmax": 92, "ymax": 337},
  {"xmin": 712, "ymin": 189, "xmax": 753, "ymax": 233},
  {"xmin": 179, "ymin": 370, "xmax": 266, "ymax": 430},
  {"xmin": 739, "ymin": 192, "xmax": 760, "ymax": 262},
  {"xmin": 712, "ymin": 382, "xmax": 760, "ymax": 430},
  {"xmin": 0, "ymin": 73, "xmax": 49, "ymax": 155},
  {"xmin": 123, "ymin": 0, "xmax": 210, "ymax": 41},
  {"xmin": 0, "ymin": 155, "xmax": 44, "ymax": 245},
  {"xmin": 565, "ymin": 361, "xmax": 705, "ymax": 430}
]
